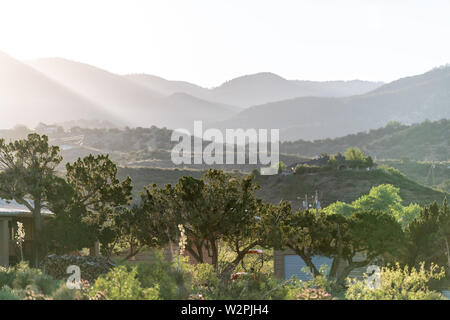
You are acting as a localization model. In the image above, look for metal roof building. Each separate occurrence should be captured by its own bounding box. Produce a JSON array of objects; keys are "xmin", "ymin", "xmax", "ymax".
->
[{"xmin": 0, "ymin": 199, "xmax": 52, "ymax": 267}]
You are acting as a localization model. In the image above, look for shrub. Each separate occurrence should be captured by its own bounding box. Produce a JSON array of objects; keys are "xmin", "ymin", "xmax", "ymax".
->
[
  {"xmin": 0, "ymin": 266, "xmax": 15, "ymax": 288},
  {"xmin": 33, "ymin": 273, "xmax": 60, "ymax": 296},
  {"xmin": 291, "ymin": 267, "xmax": 336, "ymax": 300},
  {"xmin": 345, "ymin": 263, "xmax": 445, "ymax": 300},
  {"xmin": 377, "ymin": 165, "xmax": 406, "ymax": 178},
  {"xmin": 6, "ymin": 262, "xmax": 61, "ymax": 297},
  {"xmin": 189, "ymin": 263, "xmax": 219, "ymax": 297},
  {"xmin": 51, "ymin": 283, "xmax": 78, "ymax": 300},
  {"xmin": 134, "ymin": 251, "xmax": 189, "ymax": 300},
  {"xmin": 0, "ymin": 287, "xmax": 21, "ymax": 300},
  {"xmin": 89, "ymin": 266, "xmax": 159, "ymax": 300},
  {"xmin": 211, "ymin": 273, "xmax": 288, "ymax": 300},
  {"xmin": 11, "ymin": 263, "xmax": 43, "ymax": 291},
  {"xmin": 296, "ymin": 287, "xmax": 333, "ymax": 300},
  {"xmin": 294, "ymin": 164, "xmax": 321, "ymax": 174},
  {"xmin": 0, "ymin": 263, "xmax": 63, "ymax": 300},
  {"xmin": 322, "ymin": 201, "xmax": 355, "ymax": 216}
]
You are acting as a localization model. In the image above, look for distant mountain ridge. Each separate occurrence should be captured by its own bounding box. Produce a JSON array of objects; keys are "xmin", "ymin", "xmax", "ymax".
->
[
  {"xmin": 26, "ymin": 57, "xmax": 241, "ymax": 130},
  {"xmin": 1, "ymin": 51, "xmax": 448, "ymax": 141},
  {"xmin": 216, "ymin": 66, "xmax": 450, "ymax": 141},
  {"xmin": 0, "ymin": 52, "xmax": 120, "ymax": 129},
  {"xmin": 21, "ymin": 55, "xmax": 383, "ymax": 130},
  {"xmin": 126, "ymin": 71, "xmax": 384, "ymax": 107}
]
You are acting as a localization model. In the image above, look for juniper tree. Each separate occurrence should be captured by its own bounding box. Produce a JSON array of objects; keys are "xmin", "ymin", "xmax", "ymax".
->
[
  {"xmin": 65, "ymin": 154, "xmax": 133, "ymax": 257},
  {"xmin": 0, "ymin": 134, "xmax": 63, "ymax": 266}
]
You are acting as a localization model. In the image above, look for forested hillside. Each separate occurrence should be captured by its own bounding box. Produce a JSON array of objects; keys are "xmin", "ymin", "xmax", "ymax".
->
[{"xmin": 281, "ymin": 119, "xmax": 449, "ymax": 161}]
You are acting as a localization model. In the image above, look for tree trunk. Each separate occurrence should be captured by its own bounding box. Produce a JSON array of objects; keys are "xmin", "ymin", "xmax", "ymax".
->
[
  {"xmin": 89, "ymin": 241, "xmax": 101, "ymax": 257},
  {"xmin": 210, "ymin": 239, "xmax": 218, "ymax": 271},
  {"xmin": 219, "ymin": 242, "xmax": 260, "ymax": 279},
  {"xmin": 219, "ymin": 251, "xmax": 248, "ymax": 279},
  {"xmin": 329, "ymin": 224, "xmax": 343, "ymax": 280},
  {"xmin": 335, "ymin": 258, "xmax": 371, "ymax": 285},
  {"xmin": 444, "ymin": 237, "xmax": 450, "ymax": 273},
  {"xmin": 297, "ymin": 250, "xmax": 320, "ymax": 277},
  {"xmin": 32, "ymin": 200, "xmax": 42, "ymax": 268}
]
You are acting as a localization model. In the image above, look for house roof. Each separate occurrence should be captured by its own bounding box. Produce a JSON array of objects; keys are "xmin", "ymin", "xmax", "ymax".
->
[{"xmin": 0, "ymin": 199, "xmax": 53, "ymax": 217}]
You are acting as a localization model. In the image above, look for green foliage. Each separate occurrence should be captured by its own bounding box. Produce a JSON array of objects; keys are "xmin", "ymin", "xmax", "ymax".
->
[
  {"xmin": 51, "ymin": 283, "xmax": 78, "ymax": 300},
  {"xmin": 0, "ymin": 133, "xmax": 63, "ymax": 265},
  {"xmin": 277, "ymin": 161, "xmax": 286, "ymax": 173},
  {"xmin": 134, "ymin": 251, "xmax": 187, "ymax": 300},
  {"xmin": 322, "ymin": 201, "xmax": 354, "ymax": 217},
  {"xmin": 276, "ymin": 208, "xmax": 335, "ymax": 277},
  {"xmin": 0, "ymin": 287, "xmax": 21, "ymax": 300},
  {"xmin": 42, "ymin": 204, "xmax": 97, "ymax": 254},
  {"xmin": 327, "ymin": 154, "xmax": 339, "ymax": 170},
  {"xmin": 325, "ymin": 184, "xmax": 420, "ymax": 228},
  {"xmin": 346, "ymin": 211, "xmax": 405, "ymax": 263},
  {"xmin": 352, "ymin": 184, "xmax": 403, "ymax": 214},
  {"xmin": 0, "ymin": 266, "xmax": 15, "ymax": 288},
  {"xmin": 346, "ymin": 263, "xmax": 445, "ymax": 300},
  {"xmin": 377, "ymin": 164, "xmax": 406, "ymax": 178},
  {"xmin": 397, "ymin": 203, "xmax": 421, "ymax": 228},
  {"xmin": 0, "ymin": 262, "xmax": 65, "ymax": 300},
  {"xmin": 437, "ymin": 179, "xmax": 450, "ymax": 193},
  {"xmin": 65, "ymin": 154, "xmax": 133, "ymax": 257},
  {"xmin": 280, "ymin": 119, "xmax": 449, "ymax": 162},
  {"xmin": 210, "ymin": 273, "xmax": 288, "ymax": 300},
  {"xmin": 278, "ymin": 203, "xmax": 404, "ymax": 284},
  {"xmin": 344, "ymin": 147, "xmax": 373, "ymax": 169},
  {"xmin": 290, "ymin": 266, "xmax": 336, "ymax": 300},
  {"xmin": 345, "ymin": 147, "xmax": 365, "ymax": 162},
  {"xmin": 89, "ymin": 266, "xmax": 159, "ymax": 300},
  {"xmin": 188, "ymin": 263, "xmax": 220, "ymax": 297},
  {"xmin": 293, "ymin": 164, "xmax": 322, "ymax": 174},
  {"xmin": 140, "ymin": 169, "xmax": 280, "ymax": 278},
  {"xmin": 405, "ymin": 200, "xmax": 450, "ymax": 272}
]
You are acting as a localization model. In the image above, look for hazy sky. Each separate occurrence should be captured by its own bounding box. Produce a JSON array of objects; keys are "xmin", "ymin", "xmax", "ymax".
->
[{"xmin": 1, "ymin": 0, "xmax": 449, "ymax": 87}]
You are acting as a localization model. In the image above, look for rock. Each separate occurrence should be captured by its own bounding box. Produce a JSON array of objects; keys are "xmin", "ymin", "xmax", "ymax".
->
[{"xmin": 40, "ymin": 254, "xmax": 115, "ymax": 283}]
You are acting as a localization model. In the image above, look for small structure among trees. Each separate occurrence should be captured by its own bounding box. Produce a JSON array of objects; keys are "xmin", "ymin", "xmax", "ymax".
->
[
  {"xmin": 291, "ymin": 148, "xmax": 375, "ymax": 174},
  {"xmin": 0, "ymin": 199, "xmax": 53, "ymax": 267}
]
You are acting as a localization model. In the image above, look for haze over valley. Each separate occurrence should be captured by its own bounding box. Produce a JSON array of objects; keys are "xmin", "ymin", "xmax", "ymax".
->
[{"xmin": 1, "ymin": 50, "xmax": 448, "ymax": 143}]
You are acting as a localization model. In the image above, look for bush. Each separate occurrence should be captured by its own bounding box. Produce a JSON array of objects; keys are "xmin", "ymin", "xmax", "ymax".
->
[
  {"xmin": 376, "ymin": 165, "xmax": 407, "ymax": 179},
  {"xmin": 9, "ymin": 262, "xmax": 60, "ymax": 295},
  {"xmin": 134, "ymin": 251, "xmax": 189, "ymax": 300},
  {"xmin": 188, "ymin": 263, "xmax": 219, "ymax": 297},
  {"xmin": 296, "ymin": 287, "xmax": 333, "ymax": 300},
  {"xmin": 11, "ymin": 263, "xmax": 43, "ymax": 290},
  {"xmin": 0, "ymin": 266, "xmax": 15, "ymax": 288},
  {"xmin": 0, "ymin": 287, "xmax": 21, "ymax": 300},
  {"xmin": 0, "ymin": 263, "xmax": 64, "ymax": 300},
  {"xmin": 294, "ymin": 164, "xmax": 321, "ymax": 174},
  {"xmin": 210, "ymin": 273, "xmax": 288, "ymax": 300},
  {"xmin": 345, "ymin": 263, "xmax": 445, "ymax": 300},
  {"xmin": 89, "ymin": 266, "xmax": 159, "ymax": 300},
  {"xmin": 288, "ymin": 267, "xmax": 336, "ymax": 300},
  {"xmin": 51, "ymin": 283, "xmax": 78, "ymax": 300}
]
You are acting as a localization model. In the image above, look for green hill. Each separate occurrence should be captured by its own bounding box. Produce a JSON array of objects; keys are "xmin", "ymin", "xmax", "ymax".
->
[
  {"xmin": 280, "ymin": 119, "xmax": 449, "ymax": 161},
  {"xmin": 377, "ymin": 160, "xmax": 450, "ymax": 193},
  {"xmin": 118, "ymin": 166, "xmax": 448, "ymax": 208},
  {"xmin": 254, "ymin": 167, "xmax": 448, "ymax": 208}
]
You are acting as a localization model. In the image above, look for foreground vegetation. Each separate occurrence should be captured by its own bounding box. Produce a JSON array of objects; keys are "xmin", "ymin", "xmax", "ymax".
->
[{"xmin": 0, "ymin": 133, "xmax": 449, "ymax": 300}]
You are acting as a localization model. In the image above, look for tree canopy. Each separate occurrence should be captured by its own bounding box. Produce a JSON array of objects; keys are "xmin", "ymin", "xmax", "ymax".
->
[{"xmin": 0, "ymin": 134, "xmax": 63, "ymax": 266}]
